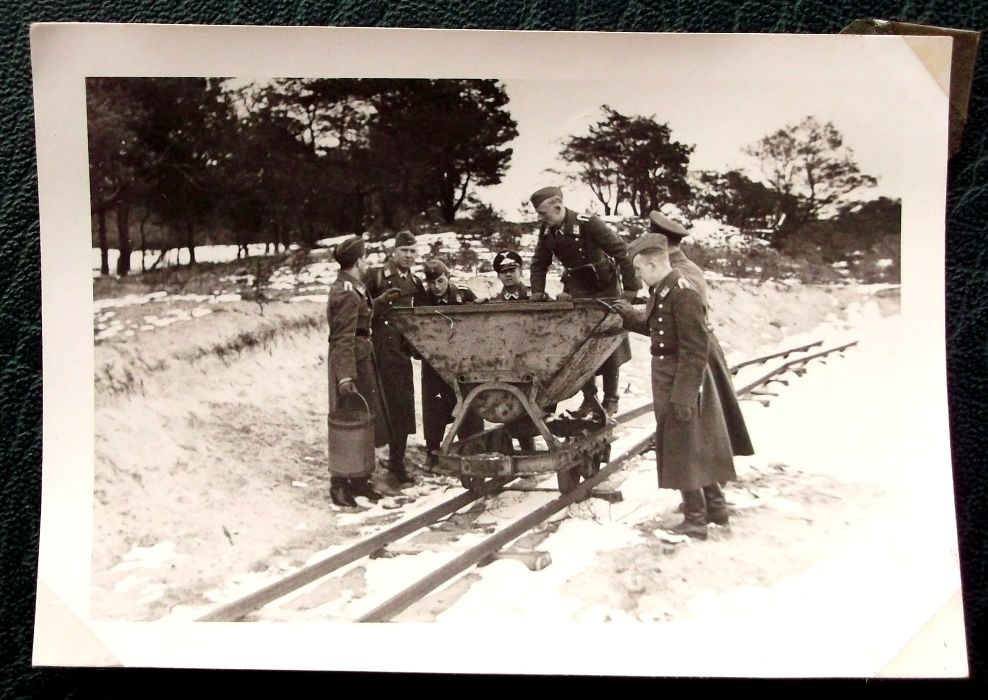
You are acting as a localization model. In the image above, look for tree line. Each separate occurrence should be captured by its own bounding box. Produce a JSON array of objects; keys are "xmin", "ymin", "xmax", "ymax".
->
[
  {"xmin": 87, "ymin": 77, "xmax": 518, "ymax": 275},
  {"xmin": 559, "ymin": 109, "xmax": 897, "ymax": 262},
  {"xmin": 89, "ymin": 77, "xmax": 896, "ymax": 277}
]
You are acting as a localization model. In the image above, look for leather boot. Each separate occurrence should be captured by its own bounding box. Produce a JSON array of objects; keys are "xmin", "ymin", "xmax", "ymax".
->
[
  {"xmin": 330, "ymin": 479, "xmax": 358, "ymax": 508},
  {"xmin": 703, "ymin": 482, "xmax": 730, "ymax": 525},
  {"xmin": 349, "ymin": 478, "xmax": 383, "ymax": 502},
  {"xmin": 670, "ymin": 489, "xmax": 708, "ymax": 540},
  {"xmin": 388, "ymin": 438, "xmax": 414, "ymax": 485}
]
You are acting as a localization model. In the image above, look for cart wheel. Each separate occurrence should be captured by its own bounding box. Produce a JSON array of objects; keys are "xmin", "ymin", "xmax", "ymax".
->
[{"xmin": 460, "ymin": 475, "xmax": 486, "ymax": 494}]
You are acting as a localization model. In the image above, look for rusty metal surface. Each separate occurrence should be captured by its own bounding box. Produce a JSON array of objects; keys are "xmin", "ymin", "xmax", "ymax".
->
[{"xmin": 389, "ymin": 300, "xmax": 625, "ymax": 422}]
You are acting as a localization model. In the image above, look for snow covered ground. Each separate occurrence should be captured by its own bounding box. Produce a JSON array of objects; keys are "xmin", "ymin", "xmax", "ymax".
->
[{"xmin": 135, "ymin": 298, "xmax": 961, "ymax": 675}]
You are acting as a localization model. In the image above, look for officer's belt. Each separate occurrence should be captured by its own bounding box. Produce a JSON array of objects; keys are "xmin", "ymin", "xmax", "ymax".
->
[{"xmin": 330, "ymin": 329, "xmax": 370, "ymax": 339}]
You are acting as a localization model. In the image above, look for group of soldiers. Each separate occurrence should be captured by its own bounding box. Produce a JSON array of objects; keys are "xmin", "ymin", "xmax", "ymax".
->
[{"xmin": 325, "ymin": 186, "xmax": 753, "ymax": 541}]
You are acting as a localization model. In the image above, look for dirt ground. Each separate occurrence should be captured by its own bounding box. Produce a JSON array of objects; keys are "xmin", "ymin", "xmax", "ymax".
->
[{"xmin": 90, "ymin": 279, "xmax": 900, "ymax": 621}]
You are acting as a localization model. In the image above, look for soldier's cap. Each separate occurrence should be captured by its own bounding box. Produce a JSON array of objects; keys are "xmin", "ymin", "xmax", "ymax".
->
[
  {"xmin": 530, "ymin": 186, "xmax": 563, "ymax": 209},
  {"xmin": 648, "ymin": 210, "xmax": 689, "ymax": 241},
  {"xmin": 333, "ymin": 236, "xmax": 365, "ymax": 268},
  {"xmin": 393, "ymin": 231, "xmax": 417, "ymax": 249},
  {"xmin": 422, "ymin": 259, "xmax": 450, "ymax": 282},
  {"xmin": 627, "ymin": 233, "xmax": 669, "ymax": 260},
  {"xmin": 493, "ymin": 250, "xmax": 522, "ymax": 272}
]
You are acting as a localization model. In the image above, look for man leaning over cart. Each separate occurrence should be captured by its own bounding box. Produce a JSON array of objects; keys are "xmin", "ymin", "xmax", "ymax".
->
[{"xmin": 528, "ymin": 186, "xmax": 640, "ymax": 418}]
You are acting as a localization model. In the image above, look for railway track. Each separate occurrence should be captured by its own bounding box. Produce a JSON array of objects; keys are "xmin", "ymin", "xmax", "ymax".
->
[{"xmin": 198, "ymin": 338, "xmax": 856, "ymax": 623}]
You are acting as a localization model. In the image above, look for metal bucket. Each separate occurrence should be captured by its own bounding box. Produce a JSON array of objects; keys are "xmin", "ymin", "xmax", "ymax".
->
[{"xmin": 327, "ymin": 391, "xmax": 374, "ymax": 478}]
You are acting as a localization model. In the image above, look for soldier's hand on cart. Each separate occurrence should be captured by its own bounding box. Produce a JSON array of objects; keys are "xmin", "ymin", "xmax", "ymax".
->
[
  {"xmin": 374, "ymin": 287, "xmax": 403, "ymax": 305},
  {"xmin": 530, "ymin": 292, "xmax": 550, "ymax": 302},
  {"xmin": 672, "ymin": 402, "xmax": 693, "ymax": 422},
  {"xmin": 338, "ymin": 378, "xmax": 359, "ymax": 395},
  {"xmin": 556, "ymin": 292, "xmax": 573, "ymax": 301},
  {"xmin": 610, "ymin": 298, "xmax": 635, "ymax": 318}
]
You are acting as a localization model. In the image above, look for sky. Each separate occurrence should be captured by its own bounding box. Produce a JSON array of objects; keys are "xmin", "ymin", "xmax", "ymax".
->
[{"xmin": 478, "ymin": 68, "xmax": 909, "ymax": 219}]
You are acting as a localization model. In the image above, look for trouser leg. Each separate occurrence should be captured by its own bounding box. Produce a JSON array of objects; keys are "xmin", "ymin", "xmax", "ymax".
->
[
  {"xmin": 389, "ymin": 434, "xmax": 408, "ymax": 474},
  {"xmin": 602, "ymin": 363, "xmax": 619, "ymax": 401},
  {"xmin": 581, "ymin": 378, "xmax": 598, "ymax": 401},
  {"xmin": 703, "ymin": 482, "xmax": 730, "ymax": 525}
]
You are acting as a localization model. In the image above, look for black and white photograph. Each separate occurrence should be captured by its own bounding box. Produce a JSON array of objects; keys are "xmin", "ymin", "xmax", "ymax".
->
[{"xmin": 31, "ymin": 24, "xmax": 964, "ymax": 675}]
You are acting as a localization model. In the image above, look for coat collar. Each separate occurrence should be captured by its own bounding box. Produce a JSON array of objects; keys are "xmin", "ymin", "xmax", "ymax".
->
[
  {"xmin": 386, "ymin": 259, "xmax": 413, "ymax": 280},
  {"xmin": 542, "ymin": 209, "xmax": 578, "ymax": 237},
  {"xmin": 427, "ymin": 284, "xmax": 461, "ymax": 304},
  {"xmin": 500, "ymin": 284, "xmax": 526, "ymax": 300},
  {"xmin": 338, "ymin": 269, "xmax": 367, "ymax": 295}
]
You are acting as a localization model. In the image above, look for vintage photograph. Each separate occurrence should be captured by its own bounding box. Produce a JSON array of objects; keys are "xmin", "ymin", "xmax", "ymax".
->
[{"xmin": 32, "ymin": 25, "xmax": 963, "ymax": 674}]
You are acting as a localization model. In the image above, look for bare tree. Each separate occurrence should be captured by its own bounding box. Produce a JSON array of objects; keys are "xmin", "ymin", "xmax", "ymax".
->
[{"xmin": 744, "ymin": 117, "xmax": 877, "ymax": 241}]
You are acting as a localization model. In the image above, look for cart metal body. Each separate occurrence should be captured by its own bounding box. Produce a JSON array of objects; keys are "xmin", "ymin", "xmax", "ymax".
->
[{"xmin": 389, "ymin": 299, "xmax": 626, "ymax": 492}]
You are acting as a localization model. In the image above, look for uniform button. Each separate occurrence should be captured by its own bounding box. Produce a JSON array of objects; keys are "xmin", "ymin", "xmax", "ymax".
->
[
  {"xmin": 659, "ymin": 330, "xmax": 664, "ymax": 335},
  {"xmin": 659, "ymin": 355, "xmax": 665, "ymax": 360},
  {"xmin": 659, "ymin": 343, "xmax": 664, "ymax": 348},
  {"xmin": 657, "ymin": 317, "xmax": 663, "ymax": 322}
]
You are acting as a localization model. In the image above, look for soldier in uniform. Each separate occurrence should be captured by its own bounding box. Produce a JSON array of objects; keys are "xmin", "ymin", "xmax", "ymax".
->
[
  {"xmin": 326, "ymin": 237, "xmax": 388, "ymax": 508},
  {"xmin": 611, "ymin": 233, "xmax": 736, "ymax": 540},
  {"xmin": 364, "ymin": 231, "xmax": 424, "ymax": 485},
  {"xmin": 415, "ymin": 259, "xmax": 485, "ymax": 462},
  {"xmin": 488, "ymin": 250, "xmax": 536, "ymax": 451},
  {"xmin": 528, "ymin": 186, "xmax": 640, "ymax": 417},
  {"xmin": 490, "ymin": 250, "xmax": 529, "ymax": 301},
  {"xmin": 648, "ymin": 210, "xmax": 755, "ymax": 459}
]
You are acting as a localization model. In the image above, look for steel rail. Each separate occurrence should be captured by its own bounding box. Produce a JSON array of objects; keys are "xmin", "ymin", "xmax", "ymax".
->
[
  {"xmin": 197, "ymin": 338, "xmax": 849, "ymax": 622},
  {"xmin": 356, "ymin": 339, "xmax": 858, "ymax": 623},
  {"xmin": 729, "ymin": 339, "xmax": 824, "ymax": 373},
  {"xmin": 356, "ymin": 430, "xmax": 656, "ymax": 622},
  {"xmin": 197, "ymin": 478, "xmax": 509, "ymax": 622},
  {"xmin": 735, "ymin": 341, "xmax": 858, "ymax": 397}
]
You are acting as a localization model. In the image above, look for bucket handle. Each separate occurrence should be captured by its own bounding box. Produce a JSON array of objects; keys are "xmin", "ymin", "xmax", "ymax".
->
[{"xmin": 339, "ymin": 388, "xmax": 371, "ymax": 416}]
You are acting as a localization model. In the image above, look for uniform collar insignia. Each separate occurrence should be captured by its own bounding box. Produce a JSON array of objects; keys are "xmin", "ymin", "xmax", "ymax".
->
[{"xmin": 658, "ymin": 286, "xmax": 671, "ymax": 299}]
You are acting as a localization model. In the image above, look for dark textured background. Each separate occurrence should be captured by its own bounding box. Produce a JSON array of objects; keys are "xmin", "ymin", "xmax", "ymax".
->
[{"xmin": 2, "ymin": 1, "xmax": 985, "ymax": 690}]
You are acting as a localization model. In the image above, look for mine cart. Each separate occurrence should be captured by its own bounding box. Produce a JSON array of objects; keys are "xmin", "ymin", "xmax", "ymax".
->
[{"xmin": 389, "ymin": 299, "xmax": 626, "ymax": 494}]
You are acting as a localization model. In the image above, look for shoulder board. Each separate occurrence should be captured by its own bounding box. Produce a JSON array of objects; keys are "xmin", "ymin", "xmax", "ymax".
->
[
  {"xmin": 677, "ymin": 278, "xmax": 692, "ymax": 290},
  {"xmin": 577, "ymin": 214, "xmax": 592, "ymax": 223},
  {"xmin": 343, "ymin": 280, "xmax": 354, "ymax": 292}
]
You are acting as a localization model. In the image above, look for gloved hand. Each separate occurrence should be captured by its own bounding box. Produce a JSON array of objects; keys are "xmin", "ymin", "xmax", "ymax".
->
[
  {"xmin": 373, "ymin": 287, "xmax": 403, "ymax": 306},
  {"xmin": 610, "ymin": 298, "xmax": 635, "ymax": 318},
  {"xmin": 621, "ymin": 289, "xmax": 638, "ymax": 301},
  {"xmin": 556, "ymin": 292, "xmax": 573, "ymax": 301},
  {"xmin": 338, "ymin": 378, "xmax": 358, "ymax": 396},
  {"xmin": 672, "ymin": 402, "xmax": 693, "ymax": 422},
  {"xmin": 530, "ymin": 292, "xmax": 550, "ymax": 302}
]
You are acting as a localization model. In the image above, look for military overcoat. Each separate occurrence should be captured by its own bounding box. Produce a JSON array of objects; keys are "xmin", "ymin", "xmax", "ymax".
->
[
  {"xmin": 364, "ymin": 260, "xmax": 424, "ymax": 437},
  {"xmin": 669, "ymin": 249, "xmax": 755, "ymax": 457},
  {"xmin": 621, "ymin": 269, "xmax": 736, "ymax": 491},
  {"xmin": 326, "ymin": 271, "xmax": 389, "ymax": 465}
]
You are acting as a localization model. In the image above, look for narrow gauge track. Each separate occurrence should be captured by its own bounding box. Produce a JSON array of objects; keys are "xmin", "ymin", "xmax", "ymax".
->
[{"xmin": 198, "ymin": 339, "xmax": 856, "ymax": 623}]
